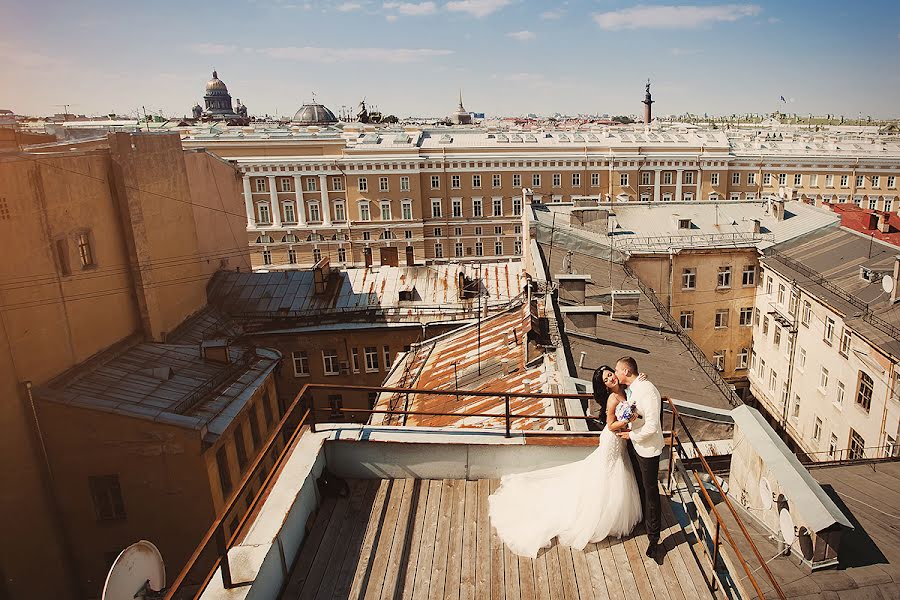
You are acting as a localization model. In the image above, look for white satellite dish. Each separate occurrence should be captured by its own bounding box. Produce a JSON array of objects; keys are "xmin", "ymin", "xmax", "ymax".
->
[
  {"xmin": 758, "ymin": 478, "xmax": 773, "ymax": 510},
  {"xmin": 101, "ymin": 540, "xmax": 165, "ymax": 600},
  {"xmin": 882, "ymin": 275, "xmax": 894, "ymax": 294},
  {"xmin": 779, "ymin": 508, "xmax": 796, "ymax": 546}
]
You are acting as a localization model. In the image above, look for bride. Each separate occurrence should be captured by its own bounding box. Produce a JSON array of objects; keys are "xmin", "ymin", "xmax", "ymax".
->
[{"xmin": 488, "ymin": 365, "xmax": 643, "ymax": 558}]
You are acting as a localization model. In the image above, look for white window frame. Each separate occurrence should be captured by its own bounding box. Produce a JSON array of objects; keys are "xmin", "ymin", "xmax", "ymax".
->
[
  {"xmin": 323, "ymin": 350, "xmax": 339, "ymax": 376},
  {"xmin": 379, "ymin": 176, "xmax": 389, "ymax": 192},
  {"xmin": 400, "ymin": 176, "xmax": 410, "ymax": 192},
  {"xmin": 431, "ymin": 199, "xmax": 442, "ymax": 218},
  {"xmin": 431, "ymin": 175, "xmax": 440, "ymax": 190},
  {"xmin": 402, "ymin": 201, "xmax": 412, "ymax": 220},
  {"xmin": 364, "ymin": 346, "xmax": 379, "ymax": 372},
  {"xmin": 358, "ymin": 177, "xmax": 368, "ymax": 192},
  {"xmin": 292, "ymin": 351, "xmax": 309, "ymax": 377},
  {"xmin": 359, "ymin": 201, "xmax": 371, "ymax": 221},
  {"xmin": 473, "ymin": 198, "xmax": 483, "ymax": 218},
  {"xmin": 492, "ymin": 197, "xmax": 503, "ymax": 217}
]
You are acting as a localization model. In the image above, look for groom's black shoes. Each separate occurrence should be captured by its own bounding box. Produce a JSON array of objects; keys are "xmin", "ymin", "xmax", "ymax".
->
[{"xmin": 645, "ymin": 540, "xmax": 658, "ymax": 559}]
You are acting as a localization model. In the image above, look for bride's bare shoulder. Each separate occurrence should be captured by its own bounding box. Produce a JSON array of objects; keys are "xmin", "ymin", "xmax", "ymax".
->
[{"xmin": 606, "ymin": 391, "xmax": 624, "ymax": 406}]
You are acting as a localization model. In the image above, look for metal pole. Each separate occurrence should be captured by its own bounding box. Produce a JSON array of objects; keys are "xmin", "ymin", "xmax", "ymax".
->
[
  {"xmin": 308, "ymin": 393, "xmax": 316, "ymax": 433},
  {"xmin": 477, "ymin": 263, "xmax": 482, "ymax": 375},
  {"xmin": 711, "ymin": 521, "xmax": 721, "ymax": 591},
  {"xmin": 454, "ymin": 361, "xmax": 458, "ymax": 390},
  {"xmin": 504, "ymin": 395, "xmax": 511, "ymax": 438},
  {"xmin": 215, "ymin": 526, "xmax": 234, "ymax": 589}
]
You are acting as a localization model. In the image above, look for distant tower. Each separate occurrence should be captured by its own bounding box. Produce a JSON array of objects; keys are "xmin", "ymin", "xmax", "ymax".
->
[{"xmin": 642, "ymin": 79, "xmax": 654, "ymax": 124}]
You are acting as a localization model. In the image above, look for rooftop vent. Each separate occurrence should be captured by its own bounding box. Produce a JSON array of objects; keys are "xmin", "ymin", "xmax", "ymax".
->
[
  {"xmin": 200, "ymin": 339, "xmax": 231, "ymax": 364},
  {"xmin": 610, "ymin": 290, "xmax": 640, "ymax": 321},
  {"xmin": 312, "ymin": 257, "xmax": 332, "ymax": 295},
  {"xmin": 457, "ymin": 271, "xmax": 480, "ymax": 300},
  {"xmin": 137, "ymin": 366, "xmax": 175, "ymax": 381}
]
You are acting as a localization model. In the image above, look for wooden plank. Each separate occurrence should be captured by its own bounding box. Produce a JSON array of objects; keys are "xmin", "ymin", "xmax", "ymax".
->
[
  {"xmin": 444, "ymin": 479, "xmax": 467, "ymax": 600},
  {"xmin": 364, "ymin": 479, "xmax": 410, "ymax": 600},
  {"xmin": 411, "ymin": 480, "xmax": 443, "ymax": 600},
  {"xmin": 503, "ymin": 524, "xmax": 520, "ymax": 600},
  {"xmin": 459, "ymin": 481, "xmax": 478, "ymax": 600},
  {"xmin": 315, "ymin": 481, "xmax": 375, "ymax": 599},
  {"xmin": 348, "ymin": 480, "xmax": 394, "ymax": 600},
  {"xmin": 489, "ymin": 480, "xmax": 506, "ymax": 600},
  {"xmin": 570, "ymin": 546, "xmax": 595, "ymax": 600},
  {"xmin": 662, "ymin": 501, "xmax": 713, "ymax": 597},
  {"xmin": 583, "ymin": 543, "xmax": 610, "ymax": 600},
  {"xmin": 622, "ymin": 531, "xmax": 658, "ymax": 600},
  {"xmin": 399, "ymin": 480, "xmax": 431, "ymax": 600},
  {"xmin": 475, "ymin": 479, "xmax": 492, "ymax": 599},
  {"xmin": 298, "ymin": 491, "xmax": 352, "ymax": 598},
  {"xmin": 379, "ymin": 479, "xmax": 417, "ymax": 600},
  {"xmin": 633, "ymin": 530, "xmax": 672, "ymax": 600},
  {"xmin": 533, "ymin": 548, "xmax": 551, "ymax": 600},
  {"xmin": 544, "ymin": 543, "xmax": 565, "ymax": 600},
  {"xmin": 330, "ymin": 481, "xmax": 381, "ymax": 599},
  {"xmin": 659, "ymin": 506, "xmax": 699, "ymax": 600},
  {"xmin": 609, "ymin": 538, "xmax": 642, "ymax": 600},
  {"xmin": 652, "ymin": 504, "xmax": 687, "ymax": 600},
  {"xmin": 279, "ymin": 495, "xmax": 337, "ymax": 599},
  {"xmin": 595, "ymin": 538, "xmax": 626, "ymax": 600},
  {"xmin": 518, "ymin": 555, "xmax": 535, "ymax": 600},
  {"xmin": 556, "ymin": 544, "xmax": 580, "ymax": 600},
  {"xmin": 428, "ymin": 480, "xmax": 455, "ymax": 600}
]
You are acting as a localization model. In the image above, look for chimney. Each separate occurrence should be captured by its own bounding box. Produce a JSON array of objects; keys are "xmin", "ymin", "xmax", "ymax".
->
[
  {"xmin": 200, "ymin": 339, "xmax": 231, "ymax": 364},
  {"xmin": 772, "ymin": 199, "xmax": 786, "ymax": 221},
  {"xmin": 878, "ymin": 212, "xmax": 891, "ymax": 234},
  {"xmin": 891, "ymin": 256, "xmax": 900, "ymax": 304},
  {"xmin": 750, "ymin": 218, "xmax": 761, "ymax": 234},
  {"xmin": 611, "ymin": 290, "xmax": 640, "ymax": 321}
]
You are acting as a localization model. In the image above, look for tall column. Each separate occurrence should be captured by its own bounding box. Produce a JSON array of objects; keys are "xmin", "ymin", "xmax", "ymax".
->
[
  {"xmin": 696, "ymin": 166, "xmax": 702, "ymax": 200},
  {"xmin": 653, "ymin": 167, "xmax": 661, "ymax": 202},
  {"xmin": 267, "ymin": 175, "xmax": 282, "ymax": 227},
  {"xmin": 293, "ymin": 175, "xmax": 307, "ymax": 226},
  {"xmin": 675, "ymin": 169, "xmax": 683, "ymax": 201},
  {"xmin": 243, "ymin": 174, "xmax": 256, "ymax": 228},
  {"xmin": 319, "ymin": 174, "xmax": 332, "ymax": 226}
]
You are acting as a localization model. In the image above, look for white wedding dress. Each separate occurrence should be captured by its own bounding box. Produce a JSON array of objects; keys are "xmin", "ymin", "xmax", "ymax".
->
[{"xmin": 488, "ymin": 427, "xmax": 642, "ymax": 558}]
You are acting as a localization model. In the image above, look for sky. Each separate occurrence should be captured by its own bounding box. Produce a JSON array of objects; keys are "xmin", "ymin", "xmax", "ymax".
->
[{"xmin": 2, "ymin": 1, "xmax": 899, "ymax": 119}]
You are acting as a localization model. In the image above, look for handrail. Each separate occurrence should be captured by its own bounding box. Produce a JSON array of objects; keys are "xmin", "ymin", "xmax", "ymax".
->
[{"xmin": 665, "ymin": 396, "xmax": 787, "ymax": 600}]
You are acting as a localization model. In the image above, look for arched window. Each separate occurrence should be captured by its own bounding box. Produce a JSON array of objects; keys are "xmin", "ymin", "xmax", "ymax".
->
[
  {"xmin": 255, "ymin": 234, "xmax": 273, "ymax": 244},
  {"xmin": 282, "ymin": 234, "xmax": 298, "ymax": 243}
]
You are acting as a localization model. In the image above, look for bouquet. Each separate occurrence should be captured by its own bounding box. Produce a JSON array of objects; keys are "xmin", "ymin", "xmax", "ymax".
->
[{"xmin": 615, "ymin": 400, "xmax": 637, "ymax": 423}]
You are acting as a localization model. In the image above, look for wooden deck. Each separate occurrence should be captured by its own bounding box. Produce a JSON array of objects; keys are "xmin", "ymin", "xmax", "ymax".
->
[{"xmin": 280, "ymin": 479, "xmax": 721, "ymax": 600}]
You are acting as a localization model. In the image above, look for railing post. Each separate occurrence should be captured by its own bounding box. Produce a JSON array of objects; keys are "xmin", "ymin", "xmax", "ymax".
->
[
  {"xmin": 215, "ymin": 525, "xmax": 233, "ymax": 589},
  {"xmin": 308, "ymin": 393, "xmax": 316, "ymax": 433},
  {"xmin": 504, "ymin": 395, "xmax": 511, "ymax": 438},
  {"xmin": 711, "ymin": 520, "xmax": 721, "ymax": 591}
]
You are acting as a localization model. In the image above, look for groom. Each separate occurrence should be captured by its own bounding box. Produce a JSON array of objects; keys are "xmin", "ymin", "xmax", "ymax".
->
[{"xmin": 614, "ymin": 356, "xmax": 664, "ymax": 559}]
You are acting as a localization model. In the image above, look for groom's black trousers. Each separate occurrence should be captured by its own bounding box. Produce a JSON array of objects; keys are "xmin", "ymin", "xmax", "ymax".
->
[{"xmin": 626, "ymin": 443, "xmax": 662, "ymax": 544}]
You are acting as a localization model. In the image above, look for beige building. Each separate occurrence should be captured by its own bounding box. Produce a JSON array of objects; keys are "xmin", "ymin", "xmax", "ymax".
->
[
  {"xmin": 0, "ymin": 132, "xmax": 252, "ymax": 599},
  {"xmin": 179, "ymin": 118, "xmax": 900, "ymax": 272}
]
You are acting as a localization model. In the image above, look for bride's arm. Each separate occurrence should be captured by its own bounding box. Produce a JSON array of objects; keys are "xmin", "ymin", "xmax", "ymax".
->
[{"xmin": 606, "ymin": 394, "xmax": 631, "ymax": 432}]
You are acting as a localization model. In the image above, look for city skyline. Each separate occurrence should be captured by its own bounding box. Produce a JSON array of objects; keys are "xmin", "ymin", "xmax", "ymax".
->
[{"xmin": 2, "ymin": 1, "xmax": 900, "ymax": 119}]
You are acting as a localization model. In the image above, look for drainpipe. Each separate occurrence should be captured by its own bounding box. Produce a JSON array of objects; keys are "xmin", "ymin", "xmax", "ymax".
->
[{"xmin": 781, "ymin": 285, "xmax": 801, "ymax": 447}]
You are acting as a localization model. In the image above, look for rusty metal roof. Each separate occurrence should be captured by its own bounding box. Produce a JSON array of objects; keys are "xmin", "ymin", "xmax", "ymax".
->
[{"xmin": 374, "ymin": 302, "xmax": 561, "ymax": 431}]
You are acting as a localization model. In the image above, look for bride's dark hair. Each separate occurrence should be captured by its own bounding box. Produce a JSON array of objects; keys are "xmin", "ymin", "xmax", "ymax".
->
[{"xmin": 591, "ymin": 365, "xmax": 616, "ymax": 430}]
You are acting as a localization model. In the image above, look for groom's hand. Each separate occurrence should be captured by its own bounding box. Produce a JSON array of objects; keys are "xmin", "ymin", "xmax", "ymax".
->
[{"xmin": 617, "ymin": 431, "xmax": 630, "ymax": 440}]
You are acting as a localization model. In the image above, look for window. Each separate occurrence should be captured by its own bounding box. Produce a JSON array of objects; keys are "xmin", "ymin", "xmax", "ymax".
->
[
  {"xmin": 359, "ymin": 202, "xmax": 371, "ymax": 221},
  {"xmin": 869, "ymin": 197, "xmax": 878, "ymax": 210},
  {"xmin": 839, "ymin": 328, "xmax": 851, "ymax": 356},
  {"xmin": 682, "ymin": 268, "xmax": 696, "ymax": 290},
  {"xmin": 742, "ymin": 265, "xmax": 756, "ymax": 286},
  {"xmin": 715, "ymin": 309, "xmax": 729, "ymax": 328},
  {"xmin": 837, "ymin": 381, "xmax": 845, "ymax": 406},
  {"xmin": 713, "ymin": 351, "xmax": 725, "ymax": 371},
  {"xmin": 379, "ymin": 176, "xmax": 389, "ymax": 192},
  {"xmin": 332, "ymin": 177, "xmax": 344, "ymax": 191},
  {"xmin": 572, "ymin": 173, "xmax": 581, "ymax": 187},
  {"xmin": 856, "ymin": 371, "xmax": 874, "ymax": 412},
  {"xmin": 552, "ymin": 173, "xmax": 563, "ymax": 187},
  {"xmin": 664, "ymin": 172, "xmax": 673, "ymax": 185},
  {"xmin": 778, "ymin": 173, "xmax": 787, "ymax": 186},
  {"xmin": 262, "ymin": 250, "xmax": 272, "ymax": 265},
  {"xmin": 89, "ymin": 475, "xmax": 126, "ymax": 521},
  {"xmin": 257, "ymin": 203, "xmax": 271, "ymax": 224},
  {"xmin": 641, "ymin": 171, "xmax": 651, "ymax": 186},
  {"xmin": 280, "ymin": 178, "xmax": 291, "ymax": 192},
  {"xmin": 763, "ymin": 173, "xmax": 771, "ymax": 186},
  {"xmin": 828, "ymin": 433, "xmax": 838, "ymax": 458},
  {"xmin": 216, "ymin": 447, "xmax": 232, "ymax": 497},
  {"xmin": 825, "ymin": 174, "xmax": 834, "ymax": 187},
  {"xmin": 794, "ymin": 173, "xmax": 802, "ymax": 187},
  {"xmin": 591, "ymin": 173, "xmax": 600, "ymax": 187},
  {"xmin": 711, "ymin": 173, "xmax": 719, "ymax": 186},
  {"xmin": 762, "ymin": 316, "xmax": 769, "ymax": 335},
  {"xmin": 777, "ymin": 283, "xmax": 786, "ymax": 306},
  {"xmin": 514, "ymin": 239, "xmax": 522, "ymax": 255},
  {"xmin": 363, "ymin": 231, "xmax": 371, "ymax": 241},
  {"xmin": 789, "ymin": 292, "xmax": 798, "ymax": 315},
  {"xmin": 732, "ymin": 172, "xmax": 740, "ymax": 185},
  {"xmin": 532, "ymin": 174, "xmax": 541, "ymax": 187},
  {"xmin": 766, "ymin": 276, "xmax": 773, "ymax": 295},
  {"xmin": 306, "ymin": 178, "xmax": 318, "ymax": 192},
  {"xmin": 358, "ymin": 177, "xmax": 368, "ymax": 192},
  {"xmin": 513, "ymin": 174, "xmax": 521, "ymax": 187},
  {"xmin": 383, "ymin": 345, "xmax": 391, "ymax": 369},
  {"xmin": 475, "ymin": 240, "xmax": 483, "ymax": 256},
  {"xmin": 474, "ymin": 226, "xmax": 482, "ymax": 235},
  {"xmin": 434, "ymin": 243, "xmax": 443, "ymax": 258},
  {"xmin": 754, "ymin": 308, "xmax": 761, "ymax": 326},
  {"xmin": 492, "ymin": 174, "xmax": 501, "ymax": 188},
  {"xmin": 494, "ymin": 226, "xmax": 502, "ymax": 235},
  {"xmin": 824, "ymin": 317, "xmax": 834, "ymax": 344},
  {"xmin": 495, "ymin": 240, "xmax": 503, "ymax": 255},
  {"xmin": 235, "ymin": 426, "xmax": 248, "ymax": 471},
  {"xmin": 799, "ymin": 347, "xmax": 806, "ymax": 369},
  {"xmin": 292, "ymin": 351, "xmax": 309, "ymax": 377},
  {"xmin": 747, "ymin": 172, "xmax": 756, "ymax": 185},
  {"xmin": 737, "ymin": 348, "xmax": 749, "ymax": 369},
  {"xmin": 337, "ymin": 247, "xmax": 346, "ymax": 262},
  {"xmin": 450, "ymin": 198, "xmax": 462, "ymax": 218},
  {"xmin": 255, "ymin": 178, "xmax": 266, "ymax": 192},
  {"xmin": 717, "ymin": 266, "xmax": 732, "ymax": 289},
  {"xmin": 380, "ymin": 201, "xmax": 391, "ymax": 221},
  {"xmin": 758, "ymin": 358, "xmax": 766, "ymax": 379},
  {"xmin": 248, "ymin": 409, "xmax": 261, "ymax": 447},
  {"xmin": 405, "ymin": 230, "xmax": 412, "ymax": 239},
  {"xmin": 679, "ymin": 311, "xmax": 694, "ymax": 330},
  {"xmin": 855, "ymin": 175, "xmax": 864, "ymax": 188},
  {"xmin": 361, "ymin": 347, "xmax": 379, "ymax": 372},
  {"xmin": 813, "ymin": 417, "xmax": 822, "ymax": 442},
  {"xmin": 455, "ymin": 227, "xmax": 463, "ymax": 237},
  {"xmin": 619, "ymin": 173, "xmax": 629, "ymax": 187},
  {"xmin": 309, "ymin": 202, "xmax": 321, "ymax": 223},
  {"xmin": 886, "ymin": 199, "xmax": 893, "ymax": 212},
  {"xmin": 433, "ymin": 227, "xmax": 442, "ymax": 237},
  {"xmin": 810, "ymin": 174, "xmax": 818, "ymax": 187},
  {"xmin": 769, "ymin": 369, "xmax": 777, "ymax": 392},
  {"xmin": 473, "ymin": 198, "xmax": 483, "ymax": 217},
  {"xmin": 888, "ymin": 176, "xmax": 895, "ymax": 189},
  {"xmin": 451, "ymin": 175, "xmax": 460, "ymax": 189},
  {"xmin": 493, "ymin": 198, "xmax": 502, "ymax": 216},
  {"xmin": 402, "ymin": 201, "xmax": 412, "ymax": 220},
  {"xmin": 848, "ymin": 429, "xmax": 865, "ymax": 460},
  {"xmin": 323, "ymin": 350, "xmax": 339, "ymax": 375},
  {"xmin": 431, "ymin": 199, "xmax": 442, "ymax": 218},
  {"xmin": 513, "ymin": 197, "xmax": 522, "ymax": 216},
  {"xmin": 739, "ymin": 307, "xmax": 753, "ymax": 326},
  {"xmin": 430, "ymin": 175, "xmax": 440, "ymax": 190},
  {"xmin": 351, "ymin": 348, "xmax": 360, "ymax": 373},
  {"xmin": 840, "ymin": 175, "xmax": 849, "ymax": 188},
  {"xmin": 284, "ymin": 201, "xmax": 296, "ymax": 224},
  {"xmin": 473, "ymin": 174, "xmax": 481, "ymax": 189},
  {"xmin": 328, "ymin": 395, "xmax": 344, "ymax": 420},
  {"xmin": 801, "ymin": 301, "xmax": 811, "ymax": 327},
  {"xmin": 791, "ymin": 393, "xmax": 799, "ymax": 419},
  {"xmin": 820, "ymin": 366, "xmax": 829, "ymax": 391},
  {"xmin": 455, "ymin": 241, "xmax": 464, "ymax": 257},
  {"xmin": 773, "ymin": 326, "xmax": 781, "ymax": 349},
  {"xmin": 684, "ymin": 171, "xmax": 694, "ymax": 185},
  {"xmin": 400, "ymin": 176, "xmax": 409, "ymax": 192}
]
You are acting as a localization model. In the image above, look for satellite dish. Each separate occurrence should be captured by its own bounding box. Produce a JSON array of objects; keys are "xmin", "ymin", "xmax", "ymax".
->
[
  {"xmin": 101, "ymin": 540, "xmax": 165, "ymax": 600},
  {"xmin": 779, "ymin": 508, "xmax": 796, "ymax": 546},
  {"xmin": 759, "ymin": 478, "xmax": 773, "ymax": 510},
  {"xmin": 882, "ymin": 275, "xmax": 894, "ymax": 294}
]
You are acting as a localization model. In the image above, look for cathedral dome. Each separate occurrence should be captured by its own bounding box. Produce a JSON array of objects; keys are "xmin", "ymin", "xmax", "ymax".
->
[
  {"xmin": 292, "ymin": 102, "xmax": 338, "ymax": 125},
  {"xmin": 205, "ymin": 71, "xmax": 229, "ymax": 95}
]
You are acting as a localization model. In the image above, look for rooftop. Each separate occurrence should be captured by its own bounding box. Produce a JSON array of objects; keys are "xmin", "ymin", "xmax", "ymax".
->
[
  {"xmin": 37, "ymin": 341, "xmax": 278, "ymax": 440},
  {"xmin": 830, "ymin": 203, "xmax": 900, "ymax": 246}
]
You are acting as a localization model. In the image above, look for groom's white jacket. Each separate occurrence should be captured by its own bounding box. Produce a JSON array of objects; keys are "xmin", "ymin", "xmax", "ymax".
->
[{"xmin": 625, "ymin": 379, "xmax": 665, "ymax": 458}]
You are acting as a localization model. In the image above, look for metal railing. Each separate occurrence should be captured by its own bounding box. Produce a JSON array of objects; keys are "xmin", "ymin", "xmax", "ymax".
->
[
  {"xmin": 801, "ymin": 444, "xmax": 900, "ymax": 464},
  {"xmin": 665, "ymin": 396, "xmax": 787, "ymax": 600},
  {"xmin": 171, "ymin": 353, "xmax": 254, "ymax": 415}
]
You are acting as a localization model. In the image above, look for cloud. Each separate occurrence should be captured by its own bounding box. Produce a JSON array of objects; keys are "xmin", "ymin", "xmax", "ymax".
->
[
  {"xmin": 504, "ymin": 72, "xmax": 552, "ymax": 88},
  {"xmin": 188, "ymin": 43, "xmax": 238, "ymax": 55},
  {"xmin": 336, "ymin": 1, "xmax": 362, "ymax": 11},
  {"xmin": 540, "ymin": 9, "xmax": 563, "ymax": 20},
  {"xmin": 593, "ymin": 4, "xmax": 761, "ymax": 30},
  {"xmin": 506, "ymin": 30, "xmax": 536, "ymax": 41},
  {"xmin": 767, "ymin": 16, "xmax": 781, "ymax": 23},
  {"xmin": 256, "ymin": 45, "xmax": 453, "ymax": 63},
  {"xmin": 386, "ymin": 14, "xmax": 399, "ymax": 21},
  {"xmin": 668, "ymin": 47, "xmax": 702, "ymax": 56},
  {"xmin": 383, "ymin": 1, "xmax": 437, "ymax": 15},
  {"xmin": 445, "ymin": 0, "xmax": 511, "ymax": 18}
]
